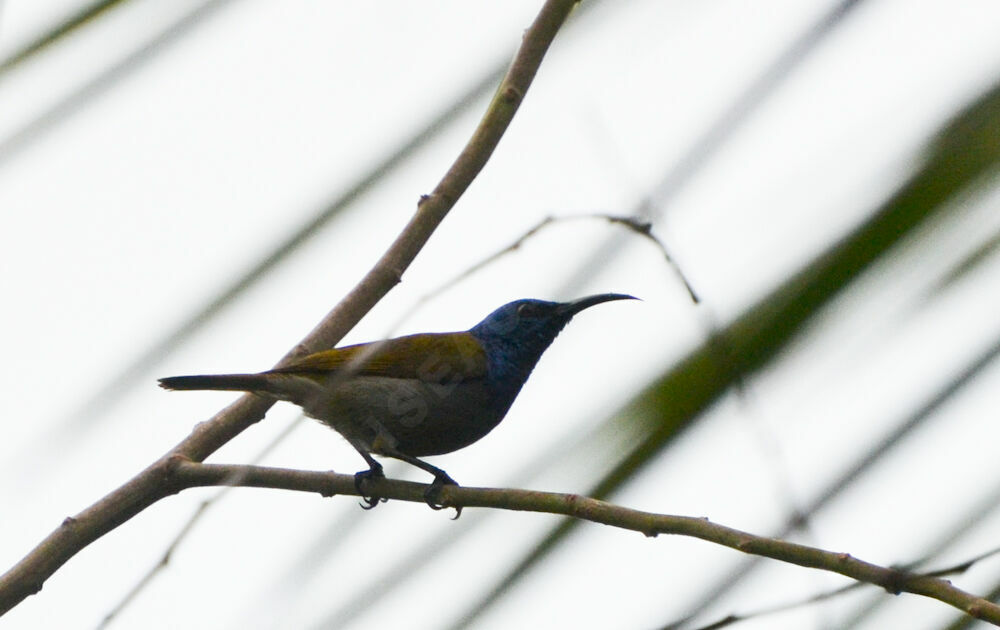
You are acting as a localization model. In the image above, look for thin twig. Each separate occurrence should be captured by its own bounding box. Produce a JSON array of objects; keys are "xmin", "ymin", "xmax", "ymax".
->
[
  {"xmin": 95, "ymin": 415, "xmax": 307, "ymax": 629},
  {"xmin": 416, "ymin": 213, "xmax": 698, "ymax": 307},
  {"xmin": 678, "ymin": 546, "xmax": 1000, "ymax": 630}
]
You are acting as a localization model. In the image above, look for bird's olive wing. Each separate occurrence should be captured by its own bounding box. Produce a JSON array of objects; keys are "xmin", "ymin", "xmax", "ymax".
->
[{"xmin": 269, "ymin": 332, "xmax": 488, "ymax": 383}]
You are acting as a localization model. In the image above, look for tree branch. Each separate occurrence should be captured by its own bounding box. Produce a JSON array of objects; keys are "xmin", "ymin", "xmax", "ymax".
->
[
  {"xmin": 0, "ymin": 0, "xmax": 580, "ymax": 616},
  {"xmin": 169, "ymin": 460, "xmax": 1000, "ymax": 627}
]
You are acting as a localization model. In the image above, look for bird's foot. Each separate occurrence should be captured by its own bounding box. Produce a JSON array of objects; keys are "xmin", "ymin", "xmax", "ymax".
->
[
  {"xmin": 424, "ymin": 473, "xmax": 461, "ymax": 519},
  {"xmin": 354, "ymin": 464, "xmax": 387, "ymax": 510}
]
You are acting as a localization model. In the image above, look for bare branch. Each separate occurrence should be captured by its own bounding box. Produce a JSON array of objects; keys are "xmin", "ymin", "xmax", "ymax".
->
[
  {"xmin": 170, "ymin": 460, "xmax": 1000, "ymax": 628},
  {"xmin": 0, "ymin": 0, "xmax": 580, "ymax": 615}
]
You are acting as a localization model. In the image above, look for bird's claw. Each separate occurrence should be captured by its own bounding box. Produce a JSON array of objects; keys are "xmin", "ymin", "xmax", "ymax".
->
[
  {"xmin": 360, "ymin": 495, "xmax": 387, "ymax": 510},
  {"xmin": 354, "ymin": 465, "xmax": 387, "ymax": 510},
  {"xmin": 424, "ymin": 474, "xmax": 461, "ymax": 519}
]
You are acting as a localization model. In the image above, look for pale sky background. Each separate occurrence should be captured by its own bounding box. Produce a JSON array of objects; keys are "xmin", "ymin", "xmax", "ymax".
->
[{"xmin": 3, "ymin": 1, "xmax": 1000, "ymax": 629}]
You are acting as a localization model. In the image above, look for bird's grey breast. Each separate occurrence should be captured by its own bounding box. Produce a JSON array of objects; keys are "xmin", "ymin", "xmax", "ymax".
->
[{"xmin": 301, "ymin": 375, "xmax": 504, "ymax": 457}]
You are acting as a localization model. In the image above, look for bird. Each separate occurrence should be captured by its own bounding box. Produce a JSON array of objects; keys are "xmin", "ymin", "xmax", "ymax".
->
[{"xmin": 159, "ymin": 293, "xmax": 636, "ymax": 513}]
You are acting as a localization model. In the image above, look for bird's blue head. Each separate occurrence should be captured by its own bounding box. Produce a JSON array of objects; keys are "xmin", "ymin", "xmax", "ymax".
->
[{"xmin": 469, "ymin": 293, "xmax": 636, "ymax": 399}]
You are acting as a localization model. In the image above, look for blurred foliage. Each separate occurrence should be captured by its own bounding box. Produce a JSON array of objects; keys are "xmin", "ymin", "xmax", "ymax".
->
[
  {"xmin": 0, "ymin": 0, "xmax": 125, "ymax": 73},
  {"xmin": 448, "ymin": 79, "xmax": 1000, "ymax": 629}
]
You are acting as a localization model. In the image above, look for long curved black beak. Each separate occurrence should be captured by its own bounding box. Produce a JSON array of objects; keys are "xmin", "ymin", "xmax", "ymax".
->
[{"xmin": 557, "ymin": 293, "xmax": 638, "ymax": 317}]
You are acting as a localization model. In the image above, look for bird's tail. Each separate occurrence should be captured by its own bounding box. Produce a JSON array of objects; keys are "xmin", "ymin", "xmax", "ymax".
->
[{"xmin": 158, "ymin": 373, "xmax": 273, "ymax": 393}]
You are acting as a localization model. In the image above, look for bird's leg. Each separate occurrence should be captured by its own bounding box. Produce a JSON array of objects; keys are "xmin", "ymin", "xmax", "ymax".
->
[
  {"xmin": 351, "ymin": 447, "xmax": 387, "ymax": 510},
  {"xmin": 381, "ymin": 448, "xmax": 461, "ymax": 518}
]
